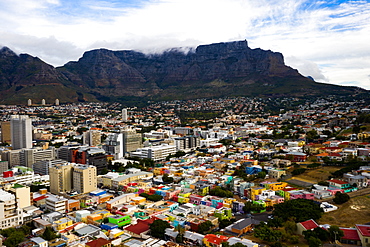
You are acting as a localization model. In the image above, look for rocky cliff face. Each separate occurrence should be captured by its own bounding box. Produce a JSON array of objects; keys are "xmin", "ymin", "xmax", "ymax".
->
[{"xmin": 0, "ymin": 41, "xmax": 365, "ymax": 104}]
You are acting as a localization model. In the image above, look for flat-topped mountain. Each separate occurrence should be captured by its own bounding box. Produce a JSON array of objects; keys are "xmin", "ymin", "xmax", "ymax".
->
[{"xmin": 0, "ymin": 41, "xmax": 366, "ymax": 104}]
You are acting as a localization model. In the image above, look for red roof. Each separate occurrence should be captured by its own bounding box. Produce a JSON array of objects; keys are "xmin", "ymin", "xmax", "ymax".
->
[
  {"xmin": 299, "ymin": 219, "xmax": 319, "ymax": 230},
  {"xmin": 204, "ymin": 234, "xmax": 229, "ymax": 245},
  {"xmin": 86, "ymin": 238, "xmax": 111, "ymax": 247},
  {"xmin": 328, "ymin": 179, "xmax": 348, "ymax": 185},
  {"xmin": 340, "ymin": 228, "xmax": 360, "ymax": 240},
  {"xmin": 124, "ymin": 221, "xmax": 150, "ymax": 235},
  {"xmin": 356, "ymin": 224, "xmax": 370, "ymax": 237},
  {"xmin": 33, "ymin": 195, "xmax": 48, "ymax": 202}
]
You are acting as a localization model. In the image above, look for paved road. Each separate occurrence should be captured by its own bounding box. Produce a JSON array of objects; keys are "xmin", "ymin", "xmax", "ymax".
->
[{"xmin": 348, "ymin": 187, "xmax": 370, "ymax": 198}]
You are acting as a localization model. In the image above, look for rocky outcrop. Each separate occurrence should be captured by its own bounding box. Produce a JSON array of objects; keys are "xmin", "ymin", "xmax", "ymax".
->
[{"xmin": 0, "ymin": 41, "xmax": 366, "ymax": 104}]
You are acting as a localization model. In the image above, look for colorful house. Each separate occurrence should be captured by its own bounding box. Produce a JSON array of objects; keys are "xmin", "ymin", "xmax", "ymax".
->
[
  {"xmin": 203, "ymin": 234, "xmax": 229, "ymax": 247},
  {"xmin": 328, "ymin": 179, "xmax": 356, "ymax": 193},
  {"xmin": 266, "ymin": 182, "xmax": 288, "ymax": 191},
  {"xmin": 53, "ymin": 217, "xmax": 73, "ymax": 231},
  {"xmin": 190, "ymin": 194, "xmax": 204, "ymax": 205},
  {"xmin": 230, "ymin": 218, "xmax": 260, "ymax": 235},
  {"xmin": 356, "ymin": 224, "xmax": 370, "ymax": 247},
  {"xmin": 108, "ymin": 214, "xmax": 131, "ymax": 227},
  {"xmin": 296, "ymin": 219, "xmax": 319, "ymax": 235},
  {"xmin": 252, "ymin": 200, "xmax": 266, "ymax": 213},
  {"xmin": 214, "ymin": 207, "xmax": 232, "ymax": 221},
  {"xmin": 250, "ymin": 187, "xmax": 266, "ymax": 201}
]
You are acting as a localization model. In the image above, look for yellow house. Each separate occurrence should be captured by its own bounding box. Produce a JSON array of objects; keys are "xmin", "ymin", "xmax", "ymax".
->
[
  {"xmin": 220, "ymin": 157, "xmax": 235, "ymax": 163},
  {"xmin": 358, "ymin": 132, "xmax": 370, "ymax": 140},
  {"xmin": 178, "ymin": 192, "xmax": 191, "ymax": 198},
  {"xmin": 250, "ymin": 187, "xmax": 266, "ymax": 201},
  {"xmin": 53, "ymin": 217, "xmax": 73, "ymax": 231},
  {"xmin": 268, "ymin": 182, "xmax": 288, "ymax": 191},
  {"xmin": 174, "ymin": 171, "xmax": 183, "ymax": 177},
  {"xmin": 131, "ymin": 196, "xmax": 146, "ymax": 205},
  {"xmin": 94, "ymin": 210, "xmax": 111, "ymax": 218},
  {"xmin": 223, "ymin": 198, "xmax": 236, "ymax": 206}
]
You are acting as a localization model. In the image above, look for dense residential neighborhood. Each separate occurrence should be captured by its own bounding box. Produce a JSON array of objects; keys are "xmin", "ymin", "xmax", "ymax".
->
[{"xmin": 0, "ymin": 96, "xmax": 370, "ymax": 247}]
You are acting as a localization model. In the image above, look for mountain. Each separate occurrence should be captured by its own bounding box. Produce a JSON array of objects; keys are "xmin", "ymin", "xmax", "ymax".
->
[
  {"xmin": 0, "ymin": 41, "xmax": 367, "ymax": 104},
  {"xmin": 0, "ymin": 47, "xmax": 95, "ymax": 104}
]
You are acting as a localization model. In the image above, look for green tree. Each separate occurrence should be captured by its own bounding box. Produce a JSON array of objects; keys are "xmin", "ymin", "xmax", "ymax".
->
[
  {"xmin": 303, "ymin": 227, "xmax": 329, "ymax": 241},
  {"xmin": 42, "ymin": 226, "xmax": 58, "ymax": 241},
  {"xmin": 254, "ymin": 222, "xmax": 282, "ymax": 243},
  {"xmin": 3, "ymin": 231, "xmax": 25, "ymax": 247},
  {"xmin": 174, "ymin": 224, "xmax": 185, "ymax": 243},
  {"xmin": 273, "ymin": 199, "xmax": 323, "ymax": 222},
  {"xmin": 283, "ymin": 219, "xmax": 297, "ymax": 235},
  {"xmin": 197, "ymin": 220, "xmax": 213, "ymax": 234},
  {"xmin": 257, "ymin": 171, "xmax": 267, "ymax": 179},
  {"xmin": 162, "ymin": 173, "xmax": 174, "ymax": 183},
  {"xmin": 333, "ymin": 192, "xmax": 350, "ymax": 204},
  {"xmin": 267, "ymin": 217, "xmax": 284, "ymax": 228},
  {"xmin": 328, "ymin": 225, "xmax": 344, "ymax": 242},
  {"xmin": 209, "ymin": 186, "xmax": 233, "ymax": 198},
  {"xmin": 149, "ymin": 219, "xmax": 171, "ymax": 239},
  {"xmin": 308, "ymin": 236, "xmax": 322, "ymax": 247}
]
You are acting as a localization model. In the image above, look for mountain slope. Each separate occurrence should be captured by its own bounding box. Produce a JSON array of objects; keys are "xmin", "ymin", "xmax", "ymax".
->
[{"xmin": 0, "ymin": 41, "xmax": 367, "ymax": 104}]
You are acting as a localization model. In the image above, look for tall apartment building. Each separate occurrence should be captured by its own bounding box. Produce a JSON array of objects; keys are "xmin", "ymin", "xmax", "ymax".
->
[
  {"xmin": 10, "ymin": 115, "xmax": 33, "ymax": 150},
  {"xmin": 20, "ymin": 147, "xmax": 55, "ymax": 168},
  {"xmin": 1, "ymin": 147, "xmax": 55, "ymax": 168},
  {"xmin": 73, "ymin": 164, "xmax": 97, "ymax": 194},
  {"xmin": 33, "ymin": 159, "xmax": 68, "ymax": 175},
  {"xmin": 56, "ymin": 143, "xmax": 83, "ymax": 161},
  {"xmin": 49, "ymin": 163, "xmax": 97, "ymax": 195},
  {"xmin": 0, "ymin": 161, "xmax": 9, "ymax": 174},
  {"xmin": 103, "ymin": 133, "xmax": 124, "ymax": 159},
  {"xmin": 49, "ymin": 163, "xmax": 73, "ymax": 195},
  {"xmin": 70, "ymin": 147, "xmax": 107, "ymax": 175},
  {"xmin": 122, "ymin": 108, "xmax": 128, "ymax": 122},
  {"xmin": 83, "ymin": 129, "xmax": 102, "ymax": 146},
  {"xmin": 122, "ymin": 130, "xmax": 142, "ymax": 154},
  {"xmin": 0, "ymin": 121, "xmax": 11, "ymax": 144},
  {"xmin": 0, "ymin": 189, "xmax": 24, "ymax": 229},
  {"xmin": 174, "ymin": 136, "xmax": 200, "ymax": 151}
]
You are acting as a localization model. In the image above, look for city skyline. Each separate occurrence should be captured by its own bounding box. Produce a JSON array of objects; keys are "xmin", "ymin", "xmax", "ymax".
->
[{"xmin": 0, "ymin": 0, "xmax": 369, "ymax": 90}]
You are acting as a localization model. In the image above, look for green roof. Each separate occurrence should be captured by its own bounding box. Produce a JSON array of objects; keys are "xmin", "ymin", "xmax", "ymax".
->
[{"xmin": 13, "ymin": 183, "xmax": 24, "ymax": 188}]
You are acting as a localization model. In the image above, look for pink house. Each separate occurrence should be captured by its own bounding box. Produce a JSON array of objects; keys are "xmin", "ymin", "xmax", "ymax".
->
[
  {"xmin": 190, "ymin": 194, "xmax": 204, "ymax": 205},
  {"xmin": 289, "ymin": 190, "xmax": 314, "ymax": 200}
]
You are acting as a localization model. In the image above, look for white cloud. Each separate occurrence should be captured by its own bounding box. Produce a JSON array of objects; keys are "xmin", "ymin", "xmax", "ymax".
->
[{"xmin": 0, "ymin": 0, "xmax": 369, "ymax": 89}]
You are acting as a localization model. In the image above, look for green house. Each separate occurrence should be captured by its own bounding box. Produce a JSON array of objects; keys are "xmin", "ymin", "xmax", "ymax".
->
[
  {"xmin": 214, "ymin": 207, "xmax": 232, "ymax": 220},
  {"xmin": 108, "ymin": 214, "xmax": 131, "ymax": 227}
]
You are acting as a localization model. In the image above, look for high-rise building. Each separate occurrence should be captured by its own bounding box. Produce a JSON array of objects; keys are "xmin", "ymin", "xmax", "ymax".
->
[
  {"xmin": 20, "ymin": 147, "xmax": 55, "ymax": 168},
  {"xmin": 27, "ymin": 99, "xmax": 32, "ymax": 106},
  {"xmin": 41, "ymin": 99, "xmax": 45, "ymax": 105},
  {"xmin": 10, "ymin": 115, "xmax": 33, "ymax": 150},
  {"xmin": 122, "ymin": 130, "xmax": 142, "ymax": 154},
  {"xmin": 0, "ymin": 121, "xmax": 11, "ymax": 144},
  {"xmin": 49, "ymin": 163, "xmax": 73, "ymax": 195},
  {"xmin": 49, "ymin": 163, "xmax": 97, "ymax": 195},
  {"xmin": 33, "ymin": 159, "xmax": 68, "ymax": 175},
  {"xmin": 122, "ymin": 108, "xmax": 128, "ymax": 122},
  {"xmin": 174, "ymin": 136, "xmax": 200, "ymax": 151},
  {"xmin": 72, "ymin": 164, "xmax": 97, "ymax": 194},
  {"xmin": 70, "ymin": 146, "xmax": 107, "ymax": 174},
  {"xmin": 82, "ymin": 129, "xmax": 101, "ymax": 146},
  {"xmin": 102, "ymin": 133, "xmax": 124, "ymax": 159},
  {"xmin": 55, "ymin": 99, "xmax": 59, "ymax": 106}
]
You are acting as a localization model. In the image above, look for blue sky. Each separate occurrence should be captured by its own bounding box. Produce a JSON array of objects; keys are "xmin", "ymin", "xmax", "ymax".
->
[{"xmin": 0, "ymin": 0, "xmax": 369, "ymax": 89}]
